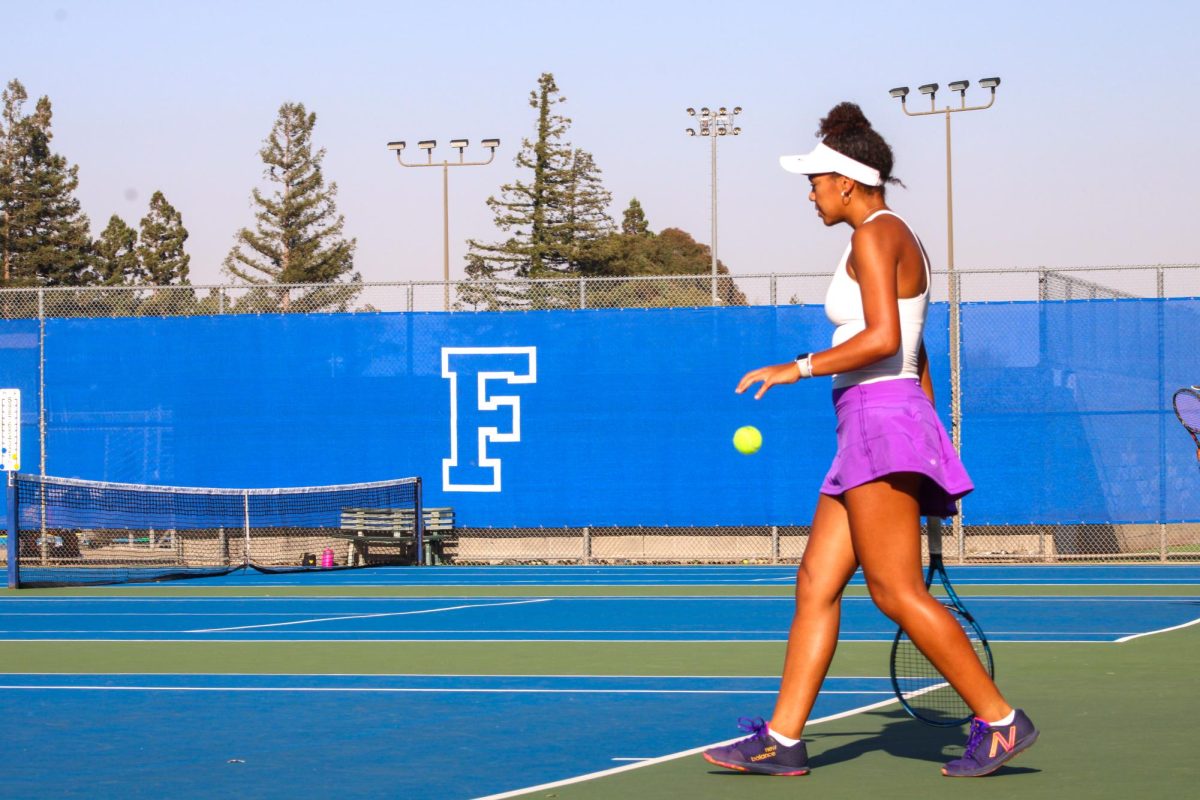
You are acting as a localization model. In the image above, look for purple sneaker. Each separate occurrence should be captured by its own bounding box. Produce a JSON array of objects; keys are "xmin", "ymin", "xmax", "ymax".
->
[
  {"xmin": 942, "ymin": 709, "xmax": 1039, "ymax": 777},
  {"xmin": 702, "ymin": 718, "xmax": 810, "ymax": 776}
]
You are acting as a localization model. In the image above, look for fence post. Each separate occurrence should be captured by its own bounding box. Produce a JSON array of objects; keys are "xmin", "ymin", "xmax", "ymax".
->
[
  {"xmin": 37, "ymin": 289, "xmax": 46, "ymax": 480},
  {"xmin": 770, "ymin": 525, "xmax": 779, "ymax": 564},
  {"xmin": 770, "ymin": 275, "xmax": 777, "ymax": 306},
  {"xmin": 580, "ymin": 278, "xmax": 587, "ymax": 310},
  {"xmin": 949, "ymin": 271, "xmax": 965, "ymax": 562},
  {"xmin": 1157, "ymin": 264, "xmax": 1166, "ymax": 562},
  {"xmin": 582, "ymin": 526, "xmax": 591, "ymax": 564}
]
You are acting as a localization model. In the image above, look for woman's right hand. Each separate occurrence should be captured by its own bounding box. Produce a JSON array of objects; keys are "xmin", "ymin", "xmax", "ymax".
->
[{"xmin": 736, "ymin": 362, "xmax": 802, "ymax": 400}]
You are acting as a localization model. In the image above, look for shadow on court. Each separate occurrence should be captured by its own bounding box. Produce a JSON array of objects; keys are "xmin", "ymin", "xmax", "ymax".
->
[
  {"xmin": 811, "ymin": 709, "xmax": 1039, "ymax": 773},
  {"xmin": 707, "ymin": 709, "xmax": 1040, "ymax": 777}
]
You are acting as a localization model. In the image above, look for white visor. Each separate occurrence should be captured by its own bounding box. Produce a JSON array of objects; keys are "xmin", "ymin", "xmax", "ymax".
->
[{"xmin": 779, "ymin": 142, "xmax": 882, "ymax": 187}]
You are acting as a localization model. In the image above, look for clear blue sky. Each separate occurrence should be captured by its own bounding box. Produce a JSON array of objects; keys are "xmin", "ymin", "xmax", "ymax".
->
[{"xmin": 6, "ymin": 0, "xmax": 1198, "ymax": 287}]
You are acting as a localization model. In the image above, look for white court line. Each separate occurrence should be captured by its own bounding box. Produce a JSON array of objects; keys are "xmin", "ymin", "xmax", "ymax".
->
[
  {"xmin": 0, "ymin": 671, "xmax": 883, "ymax": 680},
  {"xmin": 186, "ymin": 598, "xmax": 553, "ymax": 633},
  {"xmin": 0, "ymin": 686, "xmax": 777, "ymax": 695},
  {"xmin": 7, "ymin": 594, "xmax": 1195, "ymax": 602},
  {"xmin": 7, "ymin": 628, "xmax": 1136, "ymax": 636},
  {"xmin": 1115, "ymin": 614, "xmax": 1200, "ymax": 642},
  {"xmin": 0, "ymin": 637, "xmax": 1121, "ymax": 644},
  {"xmin": 472, "ymin": 693, "xmax": 909, "ymax": 800},
  {"xmin": 0, "ymin": 684, "xmax": 892, "ymax": 696}
]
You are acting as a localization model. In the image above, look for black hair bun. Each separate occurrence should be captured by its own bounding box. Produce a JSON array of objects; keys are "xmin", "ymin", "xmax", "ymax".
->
[{"xmin": 817, "ymin": 102, "xmax": 873, "ymax": 139}]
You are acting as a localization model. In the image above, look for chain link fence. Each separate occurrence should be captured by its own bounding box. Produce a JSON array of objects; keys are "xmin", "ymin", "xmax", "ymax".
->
[
  {"xmin": 445, "ymin": 522, "xmax": 1198, "ymax": 565},
  {"xmin": 2, "ymin": 264, "xmax": 1197, "ymax": 565}
]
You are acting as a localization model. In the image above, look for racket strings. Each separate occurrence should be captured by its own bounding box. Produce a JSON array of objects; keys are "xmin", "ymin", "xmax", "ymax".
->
[
  {"xmin": 892, "ymin": 602, "xmax": 991, "ymax": 726},
  {"xmin": 1175, "ymin": 388, "xmax": 1200, "ymax": 433}
]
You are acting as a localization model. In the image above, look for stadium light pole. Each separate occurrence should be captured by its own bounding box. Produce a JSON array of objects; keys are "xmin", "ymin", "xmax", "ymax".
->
[
  {"xmin": 890, "ymin": 78, "xmax": 999, "ymax": 557},
  {"xmin": 888, "ymin": 79, "xmax": 1000, "ymax": 446},
  {"xmin": 387, "ymin": 138, "xmax": 500, "ymax": 311},
  {"xmin": 686, "ymin": 106, "xmax": 741, "ymax": 304}
]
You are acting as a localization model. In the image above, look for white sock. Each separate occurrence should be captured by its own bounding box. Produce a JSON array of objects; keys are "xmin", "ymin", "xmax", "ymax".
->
[
  {"xmin": 768, "ymin": 726, "xmax": 801, "ymax": 747},
  {"xmin": 986, "ymin": 710, "xmax": 1016, "ymax": 727}
]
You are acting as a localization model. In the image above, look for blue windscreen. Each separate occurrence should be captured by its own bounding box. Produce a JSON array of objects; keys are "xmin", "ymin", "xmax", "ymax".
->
[
  {"xmin": 961, "ymin": 298, "xmax": 1199, "ymax": 524},
  {"xmin": 28, "ymin": 308, "xmax": 856, "ymax": 527},
  {"xmin": 0, "ymin": 298, "xmax": 1194, "ymax": 528}
]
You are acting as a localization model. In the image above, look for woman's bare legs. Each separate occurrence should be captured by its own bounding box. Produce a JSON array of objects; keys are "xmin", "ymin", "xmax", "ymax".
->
[
  {"xmin": 844, "ymin": 473, "xmax": 1010, "ymax": 722},
  {"xmin": 767, "ymin": 493, "xmax": 860, "ymax": 739}
]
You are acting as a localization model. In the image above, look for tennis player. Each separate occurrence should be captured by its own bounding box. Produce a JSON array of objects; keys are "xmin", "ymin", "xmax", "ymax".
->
[{"xmin": 703, "ymin": 102, "xmax": 1038, "ymax": 778}]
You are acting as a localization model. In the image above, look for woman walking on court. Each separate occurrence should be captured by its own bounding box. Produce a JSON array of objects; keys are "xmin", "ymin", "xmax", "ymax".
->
[{"xmin": 702, "ymin": 103, "xmax": 1037, "ymax": 778}]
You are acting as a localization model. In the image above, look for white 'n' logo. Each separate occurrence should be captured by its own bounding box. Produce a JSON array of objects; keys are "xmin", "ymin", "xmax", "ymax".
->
[{"xmin": 442, "ymin": 347, "xmax": 537, "ymax": 492}]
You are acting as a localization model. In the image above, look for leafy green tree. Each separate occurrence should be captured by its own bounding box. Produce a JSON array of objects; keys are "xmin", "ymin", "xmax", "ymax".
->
[
  {"xmin": 224, "ymin": 101, "xmax": 358, "ymax": 311},
  {"xmin": 0, "ymin": 78, "xmax": 91, "ymax": 287},
  {"xmin": 462, "ymin": 73, "xmax": 614, "ymax": 309},
  {"xmin": 580, "ymin": 199, "xmax": 747, "ymax": 306},
  {"xmin": 91, "ymin": 214, "xmax": 139, "ymax": 285}
]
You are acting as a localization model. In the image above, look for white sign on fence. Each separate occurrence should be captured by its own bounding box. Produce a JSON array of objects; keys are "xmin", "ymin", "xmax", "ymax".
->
[{"xmin": 0, "ymin": 389, "xmax": 20, "ymax": 472}]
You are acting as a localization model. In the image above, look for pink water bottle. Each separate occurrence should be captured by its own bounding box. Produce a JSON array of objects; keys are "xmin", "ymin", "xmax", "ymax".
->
[{"xmin": 321, "ymin": 547, "xmax": 334, "ymax": 568}]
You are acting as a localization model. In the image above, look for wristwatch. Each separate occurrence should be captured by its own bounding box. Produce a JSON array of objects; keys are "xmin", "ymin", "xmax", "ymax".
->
[{"xmin": 795, "ymin": 352, "xmax": 813, "ymax": 379}]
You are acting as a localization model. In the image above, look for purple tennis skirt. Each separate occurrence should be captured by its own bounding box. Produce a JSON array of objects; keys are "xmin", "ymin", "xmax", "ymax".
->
[{"xmin": 820, "ymin": 378, "xmax": 973, "ymax": 518}]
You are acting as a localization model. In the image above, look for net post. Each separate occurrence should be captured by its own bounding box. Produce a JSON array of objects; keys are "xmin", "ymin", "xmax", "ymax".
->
[
  {"xmin": 6, "ymin": 473, "xmax": 18, "ymax": 589},
  {"xmin": 413, "ymin": 477, "xmax": 425, "ymax": 566},
  {"xmin": 242, "ymin": 491, "xmax": 251, "ymax": 567}
]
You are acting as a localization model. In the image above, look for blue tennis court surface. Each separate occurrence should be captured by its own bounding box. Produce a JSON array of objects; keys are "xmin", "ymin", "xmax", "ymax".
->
[
  {"xmin": 154, "ymin": 563, "xmax": 1200, "ymax": 586},
  {"xmin": 4, "ymin": 569, "xmax": 1199, "ymax": 799},
  {"xmin": 0, "ymin": 672, "xmax": 896, "ymax": 800},
  {"xmin": 1, "ymin": 594, "xmax": 1197, "ymax": 642}
]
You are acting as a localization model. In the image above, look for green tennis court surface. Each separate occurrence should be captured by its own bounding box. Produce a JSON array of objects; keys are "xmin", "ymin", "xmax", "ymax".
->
[{"xmin": 1, "ymin": 567, "xmax": 1196, "ymax": 798}]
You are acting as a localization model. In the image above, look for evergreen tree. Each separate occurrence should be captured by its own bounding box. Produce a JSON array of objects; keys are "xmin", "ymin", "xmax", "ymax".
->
[
  {"xmin": 462, "ymin": 73, "xmax": 614, "ymax": 309},
  {"xmin": 0, "ymin": 81, "xmax": 18, "ymax": 284},
  {"xmin": 0, "ymin": 79, "xmax": 91, "ymax": 287},
  {"xmin": 559, "ymin": 148, "xmax": 614, "ymax": 266},
  {"xmin": 138, "ymin": 190, "xmax": 190, "ymax": 285},
  {"xmin": 224, "ymin": 101, "xmax": 358, "ymax": 311},
  {"xmin": 621, "ymin": 197, "xmax": 651, "ymax": 237},
  {"xmin": 91, "ymin": 214, "xmax": 139, "ymax": 285}
]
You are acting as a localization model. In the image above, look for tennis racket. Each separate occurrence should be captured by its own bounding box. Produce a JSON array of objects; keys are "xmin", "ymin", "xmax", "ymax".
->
[
  {"xmin": 890, "ymin": 517, "xmax": 994, "ymax": 727},
  {"xmin": 1173, "ymin": 386, "xmax": 1200, "ymax": 464}
]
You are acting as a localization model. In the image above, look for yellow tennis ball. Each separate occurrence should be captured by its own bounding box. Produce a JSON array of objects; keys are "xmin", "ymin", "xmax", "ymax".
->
[{"xmin": 733, "ymin": 425, "xmax": 762, "ymax": 455}]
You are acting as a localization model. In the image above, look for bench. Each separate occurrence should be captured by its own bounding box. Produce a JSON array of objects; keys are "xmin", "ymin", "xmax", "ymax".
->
[{"xmin": 340, "ymin": 507, "xmax": 456, "ymax": 566}]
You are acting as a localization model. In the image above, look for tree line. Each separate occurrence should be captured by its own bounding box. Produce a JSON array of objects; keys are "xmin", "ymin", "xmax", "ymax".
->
[
  {"xmin": 0, "ymin": 73, "xmax": 743, "ymax": 312},
  {"xmin": 463, "ymin": 72, "xmax": 745, "ymax": 308},
  {"xmin": 0, "ymin": 78, "xmax": 356, "ymax": 312}
]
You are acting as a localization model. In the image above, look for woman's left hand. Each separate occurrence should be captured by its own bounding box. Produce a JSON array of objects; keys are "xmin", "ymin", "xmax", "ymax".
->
[{"xmin": 736, "ymin": 362, "xmax": 801, "ymax": 400}]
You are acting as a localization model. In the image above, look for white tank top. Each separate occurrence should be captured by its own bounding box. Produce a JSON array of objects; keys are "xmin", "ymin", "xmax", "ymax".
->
[{"xmin": 823, "ymin": 209, "xmax": 930, "ymax": 390}]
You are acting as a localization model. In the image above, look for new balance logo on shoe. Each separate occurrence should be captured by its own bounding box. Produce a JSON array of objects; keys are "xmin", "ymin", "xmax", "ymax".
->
[
  {"xmin": 989, "ymin": 726, "xmax": 1017, "ymax": 758},
  {"xmin": 750, "ymin": 745, "xmax": 777, "ymax": 762},
  {"xmin": 942, "ymin": 709, "xmax": 1039, "ymax": 778}
]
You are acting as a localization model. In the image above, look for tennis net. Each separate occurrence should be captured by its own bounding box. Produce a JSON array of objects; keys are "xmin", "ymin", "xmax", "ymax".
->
[{"xmin": 5, "ymin": 473, "xmax": 422, "ymax": 588}]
